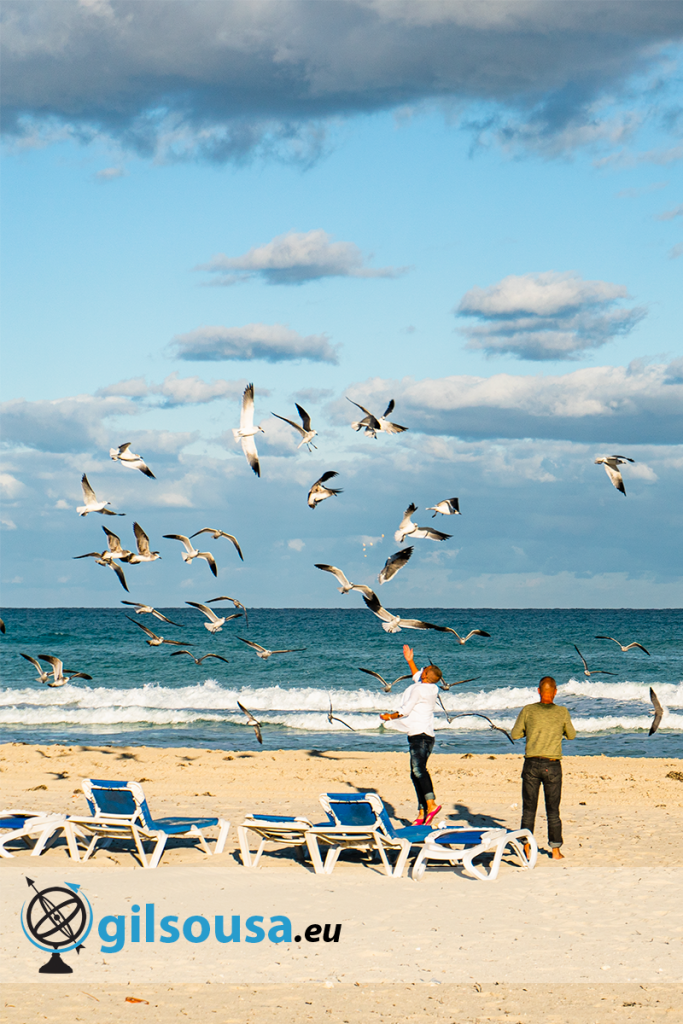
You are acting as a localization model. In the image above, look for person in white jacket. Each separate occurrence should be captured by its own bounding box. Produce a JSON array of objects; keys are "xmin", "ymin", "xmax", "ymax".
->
[{"xmin": 380, "ymin": 644, "xmax": 443, "ymax": 825}]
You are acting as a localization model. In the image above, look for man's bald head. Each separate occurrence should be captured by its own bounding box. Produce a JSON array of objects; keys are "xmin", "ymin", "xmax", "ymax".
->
[{"xmin": 538, "ymin": 676, "xmax": 557, "ymax": 703}]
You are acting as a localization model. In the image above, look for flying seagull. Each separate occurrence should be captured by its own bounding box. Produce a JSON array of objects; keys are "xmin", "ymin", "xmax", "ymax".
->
[
  {"xmin": 440, "ymin": 707, "xmax": 514, "ymax": 744},
  {"xmin": 236, "ymin": 700, "xmax": 263, "ymax": 744},
  {"xmin": 101, "ymin": 526, "xmax": 133, "ymax": 561},
  {"xmin": 125, "ymin": 617, "xmax": 189, "ymax": 647},
  {"xmin": 595, "ymin": 635, "xmax": 650, "ymax": 655},
  {"xmin": 328, "ymin": 698, "xmax": 355, "ymax": 731},
  {"xmin": 73, "ymin": 550, "xmax": 130, "ymax": 591},
  {"xmin": 185, "ymin": 601, "xmax": 242, "ymax": 633},
  {"xmin": 362, "ymin": 590, "xmax": 462, "ymax": 635},
  {"xmin": 439, "ymin": 677, "xmax": 479, "ymax": 691},
  {"xmin": 272, "ymin": 404, "xmax": 317, "ymax": 450},
  {"xmin": 20, "ymin": 653, "xmax": 52, "ymax": 683},
  {"xmin": 121, "ymin": 601, "xmax": 182, "ymax": 626},
  {"xmin": 37, "ymin": 655, "xmax": 92, "ymax": 688},
  {"xmin": 206, "ymin": 595, "xmax": 249, "ymax": 626},
  {"xmin": 649, "ymin": 688, "xmax": 663, "ymax": 736},
  {"xmin": 378, "ymin": 546, "xmax": 413, "ymax": 584},
  {"xmin": 163, "ymin": 535, "xmax": 218, "ymax": 576},
  {"xmin": 77, "ymin": 474, "xmax": 124, "ymax": 517},
  {"xmin": 314, "ymin": 563, "xmax": 374, "ymax": 596},
  {"xmin": 308, "ymin": 471, "xmax": 343, "ymax": 509},
  {"xmin": 447, "ymin": 629, "xmax": 491, "ymax": 646},
  {"xmin": 347, "ymin": 397, "xmax": 407, "ymax": 437},
  {"xmin": 573, "ymin": 644, "xmax": 615, "ymax": 677},
  {"xmin": 125, "ymin": 522, "xmax": 161, "ymax": 563},
  {"xmin": 237, "ymin": 637, "xmax": 306, "ymax": 661},
  {"xmin": 358, "ymin": 667, "xmax": 412, "ymax": 693},
  {"xmin": 170, "ymin": 651, "xmax": 230, "ymax": 665},
  {"xmin": 109, "ymin": 442, "xmax": 155, "ymax": 478},
  {"xmin": 232, "ymin": 383, "xmax": 263, "ymax": 477},
  {"xmin": 594, "ymin": 455, "xmax": 634, "ymax": 495},
  {"xmin": 394, "ymin": 504, "xmax": 451, "ymax": 544},
  {"xmin": 426, "ymin": 498, "xmax": 461, "ymax": 518},
  {"xmin": 190, "ymin": 528, "xmax": 243, "ymax": 561}
]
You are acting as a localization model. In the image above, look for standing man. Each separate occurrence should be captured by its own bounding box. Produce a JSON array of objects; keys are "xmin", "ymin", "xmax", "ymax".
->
[
  {"xmin": 380, "ymin": 645, "xmax": 443, "ymax": 826},
  {"xmin": 511, "ymin": 676, "xmax": 576, "ymax": 860}
]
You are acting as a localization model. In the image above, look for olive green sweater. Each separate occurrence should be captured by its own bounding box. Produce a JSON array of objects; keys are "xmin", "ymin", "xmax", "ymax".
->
[{"xmin": 511, "ymin": 702, "xmax": 576, "ymax": 759}]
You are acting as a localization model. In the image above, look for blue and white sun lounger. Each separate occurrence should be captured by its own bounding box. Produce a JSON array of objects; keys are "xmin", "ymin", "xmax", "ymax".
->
[
  {"xmin": 237, "ymin": 813, "xmax": 329, "ymax": 868},
  {"xmin": 411, "ymin": 825, "xmax": 537, "ymax": 881},
  {"xmin": 306, "ymin": 792, "xmax": 446, "ymax": 877},
  {"xmin": 0, "ymin": 809, "xmax": 82, "ymax": 860},
  {"xmin": 67, "ymin": 780, "xmax": 230, "ymax": 869}
]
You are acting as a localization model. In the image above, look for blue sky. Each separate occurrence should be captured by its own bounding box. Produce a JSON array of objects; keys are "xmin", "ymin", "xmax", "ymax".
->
[{"xmin": 1, "ymin": 1, "xmax": 682, "ymax": 609}]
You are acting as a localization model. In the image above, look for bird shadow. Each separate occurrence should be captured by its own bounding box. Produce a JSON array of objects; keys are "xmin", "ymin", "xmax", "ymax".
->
[{"xmin": 443, "ymin": 802, "xmax": 508, "ymax": 830}]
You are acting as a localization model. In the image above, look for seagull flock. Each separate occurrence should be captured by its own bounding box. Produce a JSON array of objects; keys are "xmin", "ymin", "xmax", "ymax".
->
[{"xmin": 9, "ymin": 386, "xmax": 664, "ymax": 742}]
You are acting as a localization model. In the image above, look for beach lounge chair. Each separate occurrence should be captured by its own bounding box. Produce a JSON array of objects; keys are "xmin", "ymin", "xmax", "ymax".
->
[
  {"xmin": 67, "ymin": 780, "xmax": 230, "ymax": 869},
  {"xmin": 0, "ymin": 809, "xmax": 82, "ymax": 860},
  {"xmin": 411, "ymin": 825, "xmax": 537, "ymax": 881},
  {"xmin": 237, "ymin": 813, "xmax": 325, "ymax": 868},
  {"xmin": 306, "ymin": 792, "xmax": 446, "ymax": 877}
]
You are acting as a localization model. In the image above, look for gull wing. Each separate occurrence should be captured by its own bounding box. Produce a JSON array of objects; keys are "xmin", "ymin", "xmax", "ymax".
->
[
  {"xmin": 238, "ymin": 637, "xmax": 267, "ymax": 653},
  {"xmin": 316, "ymin": 471, "xmax": 339, "ymax": 485},
  {"xmin": 126, "ymin": 616, "xmax": 159, "ymax": 640},
  {"xmin": 625, "ymin": 642, "xmax": 650, "ymax": 654},
  {"xmin": 382, "ymin": 399, "xmax": 395, "ymax": 418},
  {"xmin": 81, "ymin": 473, "xmax": 97, "ymax": 503},
  {"xmin": 163, "ymin": 534, "xmax": 193, "ymax": 552},
  {"xmin": 67, "ymin": 672, "xmax": 93, "ymax": 680},
  {"xmin": 199, "ymin": 653, "xmax": 230, "ymax": 663},
  {"xmin": 241, "ymin": 433, "xmax": 260, "ymax": 477},
  {"xmin": 350, "ymin": 583, "xmax": 375, "ymax": 598},
  {"xmin": 358, "ymin": 668, "xmax": 387, "ymax": 685},
  {"xmin": 110, "ymin": 562, "xmax": 130, "ymax": 591},
  {"xmin": 20, "ymin": 653, "xmax": 44, "ymax": 672},
  {"xmin": 649, "ymin": 688, "xmax": 663, "ymax": 735},
  {"xmin": 170, "ymin": 650, "xmax": 196, "ymax": 659},
  {"xmin": 38, "ymin": 655, "xmax": 63, "ymax": 679},
  {"xmin": 463, "ymin": 629, "xmax": 491, "ymax": 640},
  {"xmin": 411, "ymin": 526, "xmax": 452, "ymax": 541},
  {"xmin": 272, "ymin": 412, "xmax": 305, "ymax": 438},
  {"xmin": 399, "ymin": 503, "xmax": 417, "ymax": 529},
  {"xmin": 222, "ymin": 533, "xmax": 244, "ymax": 560},
  {"xmin": 151, "ymin": 610, "xmax": 183, "ymax": 626},
  {"xmin": 296, "ymin": 404, "xmax": 312, "ymax": 431},
  {"xmin": 198, "ymin": 551, "xmax": 218, "ymax": 577},
  {"xmin": 186, "ymin": 601, "xmax": 220, "ymax": 622},
  {"xmin": 102, "ymin": 526, "xmax": 124, "ymax": 553},
  {"xmin": 361, "ymin": 591, "xmax": 394, "ymax": 622},
  {"xmin": 314, "ymin": 563, "xmax": 351, "ymax": 587},
  {"xmin": 379, "ymin": 546, "xmax": 413, "ymax": 584},
  {"xmin": 455, "ymin": 713, "xmax": 514, "ymax": 744},
  {"xmin": 573, "ymin": 644, "xmax": 589, "ymax": 671},
  {"xmin": 602, "ymin": 463, "xmax": 626, "ymax": 494},
  {"xmin": 270, "ymin": 648, "xmax": 306, "ymax": 655},
  {"xmin": 380, "ymin": 419, "xmax": 408, "ymax": 434},
  {"xmin": 440, "ymin": 677, "xmax": 479, "ymax": 691},
  {"xmin": 240, "ymin": 383, "xmax": 256, "ymax": 431},
  {"xmin": 133, "ymin": 522, "xmax": 151, "ymax": 555},
  {"xmin": 399, "ymin": 618, "xmax": 454, "ymax": 632},
  {"xmin": 237, "ymin": 700, "xmax": 263, "ymax": 744},
  {"xmin": 73, "ymin": 552, "xmax": 103, "ymax": 560},
  {"xmin": 346, "ymin": 397, "xmax": 374, "ymax": 418}
]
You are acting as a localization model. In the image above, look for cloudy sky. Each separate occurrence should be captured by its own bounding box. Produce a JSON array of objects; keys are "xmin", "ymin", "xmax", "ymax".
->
[{"xmin": 1, "ymin": 0, "xmax": 682, "ymax": 609}]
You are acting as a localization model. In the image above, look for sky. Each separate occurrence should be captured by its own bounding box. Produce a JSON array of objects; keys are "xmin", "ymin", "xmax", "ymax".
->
[{"xmin": 1, "ymin": 0, "xmax": 682, "ymax": 610}]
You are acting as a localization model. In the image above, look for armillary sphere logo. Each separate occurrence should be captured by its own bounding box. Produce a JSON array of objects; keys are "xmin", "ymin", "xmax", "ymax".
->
[{"xmin": 21, "ymin": 877, "xmax": 93, "ymax": 974}]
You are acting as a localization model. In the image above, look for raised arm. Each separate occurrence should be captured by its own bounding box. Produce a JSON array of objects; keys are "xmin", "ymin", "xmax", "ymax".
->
[{"xmin": 403, "ymin": 644, "xmax": 418, "ymax": 675}]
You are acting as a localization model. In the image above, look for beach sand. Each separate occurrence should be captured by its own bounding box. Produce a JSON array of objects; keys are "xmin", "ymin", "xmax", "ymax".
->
[{"xmin": 2, "ymin": 744, "xmax": 682, "ymax": 1022}]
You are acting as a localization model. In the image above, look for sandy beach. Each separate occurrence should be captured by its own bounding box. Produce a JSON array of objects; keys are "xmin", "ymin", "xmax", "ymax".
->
[{"xmin": 2, "ymin": 744, "xmax": 682, "ymax": 1022}]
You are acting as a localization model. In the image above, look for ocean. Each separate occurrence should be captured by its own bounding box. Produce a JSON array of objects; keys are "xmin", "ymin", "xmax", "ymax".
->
[{"xmin": 0, "ymin": 607, "xmax": 680, "ymax": 757}]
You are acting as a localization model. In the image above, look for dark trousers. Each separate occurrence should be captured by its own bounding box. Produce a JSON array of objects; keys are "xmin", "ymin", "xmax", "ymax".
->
[
  {"xmin": 408, "ymin": 733, "xmax": 435, "ymax": 812},
  {"xmin": 521, "ymin": 757, "xmax": 563, "ymax": 848}
]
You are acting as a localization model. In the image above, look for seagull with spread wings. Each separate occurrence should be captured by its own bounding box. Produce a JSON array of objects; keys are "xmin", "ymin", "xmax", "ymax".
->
[
  {"xmin": 170, "ymin": 651, "xmax": 230, "ymax": 665},
  {"xmin": 238, "ymin": 637, "xmax": 306, "ymax": 660},
  {"xmin": 394, "ymin": 504, "xmax": 451, "ymax": 544},
  {"xmin": 308, "ymin": 471, "xmax": 343, "ymax": 508},
  {"xmin": 327, "ymin": 698, "xmax": 355, "ymax": 731},
  {"xmin": 649, "ymin": 688, "xmax": 663, "ymax": 736},
  {"xmin": 232, "ymin": 383, "xmax": 264, "ymax": 477},
  {"xmin": 163, "ymin": 534, "xmax": 218, "ymax": 576},
  {"xmin": 594, "ymin": 454, "xmax": 634, "ymax": 495},
  {"xmin": 206, "ymin": 595, "xmax": 249, "ymax": 626},
  {"xmin": 109, "ymin": 442, "xmax": 155, "ymax": 478},
  {"xmin": 121, "ymin": 601, "xmax": 182, "ymax": 626},
  {"xmin": 439, "ymin": 704, "xmax": 514, "ymax": 744},
  {"xmin": 126, "ymin": 617, "xmax": 189, "ymax": 647},
  {"xmin": 73, "ymin": 547, "xmax": 130, "ymax": 591},
  {"xmin": 185, "ymin": 601, "xmax": 242, "ymax": 633},
  {"xmin": 314, "ymin": 564, "xmax": 374, "ymax": 596},
  {"xmin": 358, "ymin": 667, "xmax": 412, "ymax": 693},
  {"xmin": 595, "ymin": 635, "xmax": 650, "ymax": 655},
  {"xmin": 125, "ymin": 522, "xmax": 161, "ymax": 563},
  {"xmin": 347, "ymin": 397, "xmax": 407, "ymax": 437},
  {"xmin": 190, "ymin": 528, "xmax": 243, "ymax": 561},
  {"xmin": 362, "ymin": 590, "xmax": 460, "ymax": 635},
  {"xmin": 76, "ymin": 473, "xmax": 124, "ymax": 517},
  {"xmin": 237, "ymin": 700, "xmax": 263, "ymax": 744},
  {"xmin": 272, "ymin": 404, "xmax": 318, "ymax": 450},
  {"xmin": 37, "ymin": 655, "xmax": 92, "ymax": 688},
  {"xmin": 573, "ymin": 644, "xmax": 615, "ymax": 677},
  {"xmin": 378, "ymin": 546, "xmax": 413, "ymax": 584},
  {"xmin": 439, "ymin": 676, "xmax": 479, "ymax": 691},
  {"xmin": 20, "ymin": 653, "xmax": 53, "ymax": 683},
  {"xmin": 426, "ymin": 497, "xmax": 461, "ymax": 518}
]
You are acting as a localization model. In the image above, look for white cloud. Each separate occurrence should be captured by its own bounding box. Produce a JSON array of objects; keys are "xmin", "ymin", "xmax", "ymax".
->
[
  {"xmin": 0, "ymin": 517, "xmax": 17, "ymax": 530},
  {"xmin": 290, "ymin": 388, "xmax": 334, "ymax": 405},
  {"xmin": 287, "ymin": 538, "xmax": 305, "ymax": 552},
  {"xmin": 669, "ymin": 243, "xmax": 683, "ymax": 260},
  {"xmin": 97, "ymin": 372, "xmax": 246, "ymax": 405},
  {"xmin": 655, "ymin": 204, "xmax": 683, "ymax": 221},
  {"xmin": 0, "ymin": 393, "xmax": 137, "ymax": 451},
  {"xmin": 198, "ymin": 230, "xmax": 406, "ymax": 286},
  {"xmin": 95, "ymin": 166, "xmax": 125, "ymax": 181},
  {"xmin": 456, "ymin": 271, "xmax": 646, "ymax": 360},
  {"xmin": 0, "ymin": 472, "xmax": 26, "ymax": 499},
  {"xmin": 170, "ymin": 323, "xmax": 339, "ymax": 364}
]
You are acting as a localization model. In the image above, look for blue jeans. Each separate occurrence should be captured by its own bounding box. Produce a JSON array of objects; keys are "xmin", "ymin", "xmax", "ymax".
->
[
  {"xmin": 408, "ymin": 733, "xmax": 435, "ymax": 813},
  {"xmin": 521, "ymin": 757, "xmax": 563, "ymax": 848}
]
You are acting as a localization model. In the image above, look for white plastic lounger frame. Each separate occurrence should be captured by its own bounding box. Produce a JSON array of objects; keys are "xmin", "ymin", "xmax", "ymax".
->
[
  {"xmin": 0, "ymin": 809, "xmax": 83, "ymax": 860},
  {"xmin": 305, "ymin": 823, "xmax": 394, "ymax": 876},
  {"xmin": 237, "ymin": 814, "xmax": 314, "ymax": 868},
  {"xmin": 412, "ymin": 826, "xmax": 537, "ymax": 881},
  {"xmin": 67, "ymin": 780, "xmax": 230, "ymax": 869}
]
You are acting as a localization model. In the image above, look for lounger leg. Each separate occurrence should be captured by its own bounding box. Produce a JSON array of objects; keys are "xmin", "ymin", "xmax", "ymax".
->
[
  {"xmin": 191, "ymin": 825, "xmax": 212, "ymax": 856},
  {"xmin": 30, "ymin": 826, "xmax": 58, "ymax": 858},
  {"xmin": 324, "ymin": 846, "xmax": 342, "ymax": 874},
  {"xmin": 237, "ymin": 825, "xmax": 254, "ymax": 867},
  {"xmin": 411, "ymin": 849, "xmax": 428, "ymax": 880},
  {"xmin": 131, "ymin": 824, "xmax": 150, "ymax": 868},
  {"xmin": 81, "ymin": 835, "xmax": 100, "ymax": 862},
  {"xmin": 214, "ymin": 819, "xmax": 230, "ymax": 855},
  {"xmin": 251, "ymin": 839, "xmax": 267, "ymax": 868},
  {"xmin": 304, "ymin": 833, "xmax": 326, "ymax": 875},
  {"xmin": 391, "ymin": 840, "xmax": 411, "ymax": 879},
  {"xmin": 147, "ymin": 833, "xmax": 166, "ymax": 870},
  {"xmin": 373, "ymin": 837, "xmax": 393, "ymax": 877}
]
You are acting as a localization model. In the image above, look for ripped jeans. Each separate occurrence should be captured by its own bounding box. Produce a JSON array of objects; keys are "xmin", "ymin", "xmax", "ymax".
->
[{"xmin": 408, "ymin": 733, "xmax": 435, "ymax": 813}]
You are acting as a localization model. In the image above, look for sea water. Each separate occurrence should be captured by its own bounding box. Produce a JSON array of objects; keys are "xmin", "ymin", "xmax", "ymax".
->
[{"xmin": 0, "ymin": 607, "xmax": 680, "ymax": 757}]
